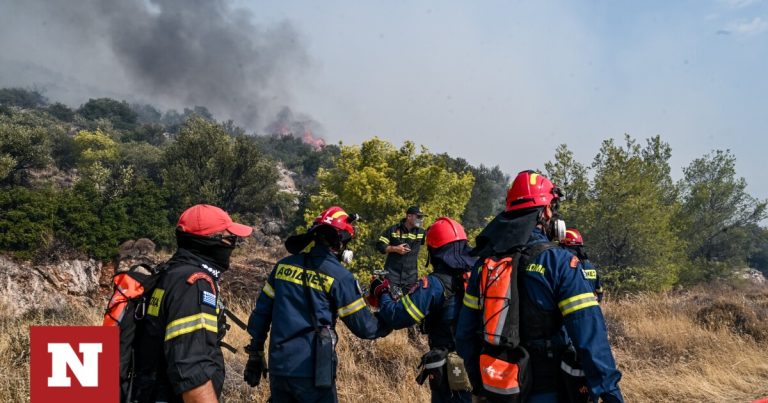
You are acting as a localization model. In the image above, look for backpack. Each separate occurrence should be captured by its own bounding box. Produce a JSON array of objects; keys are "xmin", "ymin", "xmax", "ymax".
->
[
  {"xmin": 476, "ymin": 242, "xmax": 556, "ymax": 402},
  {"xmin": 102, "ymin": 263, "xmax": 167, "ymax": 403}
]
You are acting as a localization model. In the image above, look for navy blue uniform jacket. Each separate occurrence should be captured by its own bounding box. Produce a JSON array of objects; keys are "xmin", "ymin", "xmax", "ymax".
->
[
  {"xmin": 247, "ymin": 245, "xmax": 390, "ymax": 378},
  {"xmin": 456, "ymin": 228, "xmax": 623, "ymax": 402}
]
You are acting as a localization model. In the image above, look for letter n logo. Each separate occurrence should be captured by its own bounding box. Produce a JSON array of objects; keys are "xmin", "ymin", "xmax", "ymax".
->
[{"xmin": 30, "ymin": 326, "xmax": 118, "ymax": 403}]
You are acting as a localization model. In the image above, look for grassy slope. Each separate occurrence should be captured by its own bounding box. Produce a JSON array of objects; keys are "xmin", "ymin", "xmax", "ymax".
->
[{"xmin": 2, "ymin": 284, "xmax": 767, "ymax": 402}]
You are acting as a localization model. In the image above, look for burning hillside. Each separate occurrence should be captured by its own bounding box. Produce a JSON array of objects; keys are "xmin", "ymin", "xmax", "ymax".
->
[{"xmin": 266, "ymin": 106, "xmax": 326, "ymax": 150}]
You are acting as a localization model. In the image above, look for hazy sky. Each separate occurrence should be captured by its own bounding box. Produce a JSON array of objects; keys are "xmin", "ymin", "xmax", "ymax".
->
[
  {"xmin": 246, "ymin": 0, "xmax": 768, "ymax": 199},
  {"xmin": 1, "ymin": 1, "xmax": 766, "ymax": 199}
]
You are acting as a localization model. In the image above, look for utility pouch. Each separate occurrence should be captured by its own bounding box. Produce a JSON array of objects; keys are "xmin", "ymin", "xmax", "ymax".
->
[
  {"xmin": 314, "ymin": 326, "xmax": 335, "ymax": 389},
  {"xmin": 479, "ymin": 346, "xmax": 529, "ymax": 402},
  {"xmin": 446, "ymin": 351, "xmax": 472, "ymax": 392},
  {"xmin": 416, "ymin": 348, "xmax": 447, "ymax": 386}
]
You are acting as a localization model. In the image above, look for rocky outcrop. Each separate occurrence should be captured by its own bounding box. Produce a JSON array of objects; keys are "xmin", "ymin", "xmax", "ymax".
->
[
  {"xmin": 276, "ymin": 163, "xmax": 299, "ymax": 195},
  {"xmin": 738, "ymin": 268, "xmax": 767, "ymax": 286},
  {"xmin": 0, "ymin": 256, "xmax": 103, "ymax": 315},
  {"xmin": 0, "ymin": 238, "xmax": 161, "ymax": 316}
]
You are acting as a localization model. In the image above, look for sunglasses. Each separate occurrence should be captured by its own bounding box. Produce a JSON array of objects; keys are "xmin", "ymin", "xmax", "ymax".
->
[{"xmin": 212, "ymin": 234, "xmax": 245, "ymax": 246}]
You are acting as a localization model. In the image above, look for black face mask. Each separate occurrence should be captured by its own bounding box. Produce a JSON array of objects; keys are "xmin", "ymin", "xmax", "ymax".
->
[
  {"xmin": 428, "ymin": 240, "xmax": 476, "ymax": 274},
  {"xmin": 176, "ymin": 230, "xmax": 236, "ymax": 271}
]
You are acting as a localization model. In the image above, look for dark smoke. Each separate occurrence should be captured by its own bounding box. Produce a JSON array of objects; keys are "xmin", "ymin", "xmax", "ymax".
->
[{"xmin": 0, "ymin": 0, "xmax": 308, "ymax": 129}]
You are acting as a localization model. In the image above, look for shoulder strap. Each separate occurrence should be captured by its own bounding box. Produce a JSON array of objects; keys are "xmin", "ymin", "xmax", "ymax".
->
[
  {"xmin": 302, "ymin": 254, "xmax": 321, "ymax": 333},
  {"xmin": 519, "ymin": 242, "xmax": 558, "ymax": 269},
  {"xmin": 430, "ymin": 272, "xmax": 457, "ymax": 299}
]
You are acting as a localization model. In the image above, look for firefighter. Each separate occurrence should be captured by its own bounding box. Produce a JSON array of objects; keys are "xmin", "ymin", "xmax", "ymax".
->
[
  {"xmin": 132, "ymin": 204, "xmax": 253, "ymax": 402},
  {"xmin": 561, "ymin": 229, "xmax": 604, "ymax": 303},
  {"xmin": 244, "ymin": 206, "xmax": 391, "ymax": 402},
  {"xmin": 456, "ymin": 171, "xmax": 624, "ymax": 403},
  {"xmin": 376, "ymin": 206, "xmax": 427, "ymax": 294},
  {"xmin": 371, "ymin": 217, "xmax": 476, "ymax": 403}
]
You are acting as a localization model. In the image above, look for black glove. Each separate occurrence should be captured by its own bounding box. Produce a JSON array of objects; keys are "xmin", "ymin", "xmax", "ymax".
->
[
  {"xmin": 243, "ymin": 347, "xmax": 268, "ymax": 387},
  {"xmin": 416, "ymin": 349, "xmax": 446, "ymax": 386},
  {"xmin": 600, "ymin": 393, "xmax": 623, "ymax": 403}
]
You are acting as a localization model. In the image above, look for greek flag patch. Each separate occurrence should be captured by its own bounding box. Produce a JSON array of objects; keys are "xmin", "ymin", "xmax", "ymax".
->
[{"xmin": 201, "ymin": 290, "xmax": 217, "ymax": 308}]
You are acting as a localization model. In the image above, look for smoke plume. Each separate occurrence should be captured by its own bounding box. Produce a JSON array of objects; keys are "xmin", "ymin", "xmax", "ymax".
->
[{"xmin": 0, "ymin": 0, "xmax": 308, "ymax": 129}]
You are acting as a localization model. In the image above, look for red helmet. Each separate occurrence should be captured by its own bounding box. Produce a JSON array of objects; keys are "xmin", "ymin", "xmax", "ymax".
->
[
  {"xmin": 561, "ymin": 228, "xmax": 584, "ymax": 246},
  {"xmin": 505, "ymin": 170, "xmax": 563, "ymax": 212},
  {"xmin": 426, "ymin": 217, "xmax": 467, "ymax": 249},
  {"xmin": 312, "ymin": 206, "xmax": 356, "ymax": 238}
]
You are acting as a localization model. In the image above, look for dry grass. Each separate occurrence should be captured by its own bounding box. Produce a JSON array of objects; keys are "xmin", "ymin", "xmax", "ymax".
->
[
  {"xmin": 2, "ymin": 284, "xmax": 768, "ymax": 402},
  {"xmin": 604, "ymin": 285, "xmax": 768, "ymax": 402},
  {"xmin": 219, "ymin": 299, "xmax": 431, "ymax": 402}
]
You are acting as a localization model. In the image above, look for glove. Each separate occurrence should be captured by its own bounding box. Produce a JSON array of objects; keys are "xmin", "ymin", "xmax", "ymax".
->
[
  {"xmin": 366, "ymin": 277, "xmax": 390, "ymax": 308},
  {"xmin": 243, "ymin": 347, "xmax": 267, "ymax": 387},
  {"xmin": 415, "ymin": 349, "xmax": 446, "ymax": 386},
  {"xmin": 369, "ymin": 277, "xmax": 390, "ymax": 305},
  {"xmin": 599, "ymin": 393, "xmax": 624, "ymax": 403}
]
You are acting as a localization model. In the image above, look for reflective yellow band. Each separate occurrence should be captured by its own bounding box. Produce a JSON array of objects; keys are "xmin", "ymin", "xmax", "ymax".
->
[
  {"xmin": 558, "ymin": 293, "xmax": 599, "ymax": 316},
  {"xmin": 391, "ymin": 233, "xmax": 421, "ymax": 240},
  {"xmin": 165, "ymin": 313, "xmax": 218, "ymax": 341},
  {"xmin": 378, "ymin": 236, "xmax": 390, "ymax": 244},
  {"xmin": 147, "ymin": 288, "xmax": 164, "ymax": 317},
  {"xmin": 331, "ymin": 210, "xmax": 348, "ymax": 219},
  {"xmin": 402, "ymin": 295, "xmax": 425, "ymax": 322},
  {"xmin": 262, "ymin": 282, "xmax": 275, "ymax": 298},
  {"xmin": 274, "ymin": 264, "xmax": 335, "ymax": 293},
  {"xmin": 463, "ymin": 293, "xmax": 481, "ymax": 310},
  {"xmin": 338, "ymin": 297, "xmax": 367, "ymax": 318}
]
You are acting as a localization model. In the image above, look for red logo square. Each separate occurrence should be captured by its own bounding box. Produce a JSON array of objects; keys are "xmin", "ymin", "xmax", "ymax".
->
[{"xmin": 30, "ymin": 326, "xmax": 119, "ymax": 403}]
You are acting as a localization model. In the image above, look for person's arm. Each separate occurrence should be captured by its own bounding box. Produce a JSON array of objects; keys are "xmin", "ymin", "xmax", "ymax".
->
[
  {"xmin": 377, "ymin": 276, "xmax": 439, "ymax": 329},
  {"xmin": 547, "ymin": 251, "xmax": 623, "ymax": 402},
  {"xmin": 246, "ymin": 268, "xmax": 277, "ymax": 350},
  {"xmin": 376, "ymin": 227, "xmax": 392, "ymax": 254},
  {"xmin": 456, "ymin": 263, "xmax": 483, "ymax": 393},
  {"xmin": 335, "ymin": 274, "xmax": 391, "ymax": 339},
  {"xmin": 163, "ymin": 273, "xmax": 221, "ymax": 397},
  {"xmin": 182, "ymin": 380, "xmax": 218, "ymax": 403}
]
